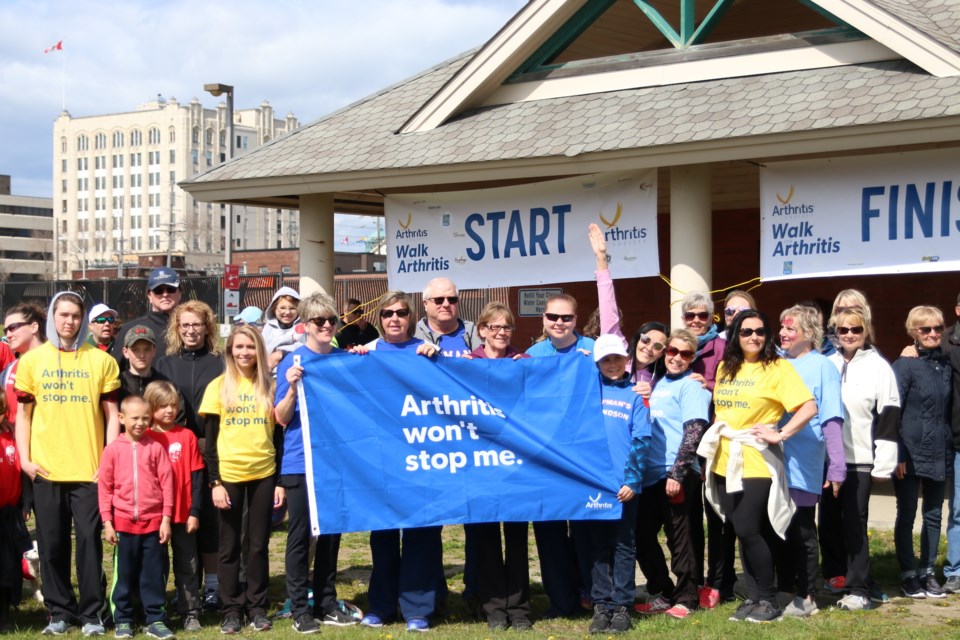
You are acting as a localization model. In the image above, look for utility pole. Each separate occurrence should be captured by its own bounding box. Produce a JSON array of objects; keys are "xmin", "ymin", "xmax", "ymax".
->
[
  {"xmin": 166, "ymin": 182, "xmax": 175, "ymax": 267},
  {"xmin": 116, "ymin": 211, "xmax": 124, "ymax": 278}
]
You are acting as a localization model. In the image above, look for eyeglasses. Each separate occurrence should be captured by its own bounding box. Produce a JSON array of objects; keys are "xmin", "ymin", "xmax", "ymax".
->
[
  {"xmin": 151, "ymin": 286, "xmax": 178, "ymax": 295},
  {"xmin": 544, "ymin": 313, "xmax": 575, "ymax": 323},
  {"xmin": 918, "ymin": 325, "xmax": 945, "ymax": 335},
  {"xmin": 179, "ymin": 322, "xmax": 204, "ymax": 331},
  {"xmin": 427, "ymin": 296, "xmax": 459, "ymax": 305},
  {"xmin": 836, "ymin": 326, "xmax": 865, "ymax": 335},
  {"xmin": 92, "ymin": 316, "xmax": 117, "ymax": 324},
  {"xmin": 724, "ymin": 306, "xmax": 749, "ymax": 317},
  {"xmin": 380, "ymin": 309, "xmax": 411, "ymax": 319},
  {"xmin": 665, "ymin": 346, "xmax": 695, "ymax": 361},
  {"xmin": 3, "ymin": 321, "xmax": 29, "ymax": 335},
  {"xmin": 683, "ymin": 311, "xmax": 711, "ymax": 322},
  {"xmin": 484, "ymin": 324, "xmax": 513, "ymax": 334},
  {"xmin": 638, "ymin": 333, "xmax": 666, "ymax": 352},
  {"xmin": 308, "ymin": 316, "xmax": 338, "ymax": 328},
  {"xmin": 738, "ymin": 327, "xmax": 767, "ymax": 338}
]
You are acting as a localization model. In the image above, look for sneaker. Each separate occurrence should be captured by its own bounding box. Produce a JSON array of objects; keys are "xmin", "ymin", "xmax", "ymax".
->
[
  {"xmin": 114, "ymin": 624, "xmax": 134, "ymax": 639},
  {"xmin": 664, "ymin": 604, "xmax": 692, "ymax": 619},
  {"xmin": 248, "ymin": 615, "xmax": 271, "ymax": 632},
  {"xmin": 824, "ymin": 576, "xmax": 847, "ymax": 594},
  {"xmin": 203, "ymin": 590, "xmax": 221, "ymax": 612},
  {"xmin": 292, "ymin": 614, "xmax": 319, "ymax": 635},
  {"xmin": 360, "ymin": 614, "xmax": 383, "ymax": 628},
  {"xmin": 901, "ymin": 576, "xmax": 926, "ymax": 599},
  {"xmin": 944, "ymin": 576, "xmax": 960, "ymax": 594},
  {"xmin": 219, "ymin": 616, "xmax": 242, "ymax": 635},
  {"xmin": 83, "ymin": 623, "xmax": 106, "ymax": 637},
  {"xmin": 145, "ymin": 622, "xmax": 175, "ymax": 640},
  {"xmin": 698, "ymin": 586, "xmax": 720, "ymax": 609},
  {"xmin": 633, "ymin": 595, "xmax": 671, "ymax": 615},
  {"xmin": 783, "ymin": 596, "xmax": 818, "ymax": 618},
  {"xmin": 728, "ymin": 599, "xmax": 756, "ymax": 622},
  {"xmin": 837, "ymin": 594, "xmax": 874, "ymax": 611},
  {"xmin": 405, "ymin": 617, "xmax": 429, "ymax": 632},
  {"xmin": 181, "ymin": 615, "xmax": 201, "ymax": 633},
  {"xmin": 868, "ymin": 583, "xmax": 890, "ymax": 604},
  {"xmin": 274, "ymin": 599, "xmax": 293, "ymax": 620},
  {"xmin": 588, "ymin": 605, "xmax": 610, "ymax": 634},
  {"xmin": 321, "ymin": 608, "xmax": 357, "ymax": 627},
  {"xmin": 923, "ymin": 574, "xmax": 946, "ymax": 599},
  {"xmin": 487, "ymin": 616, "xmax": 508, "ymax": 631},
  {"xmin": 608, "ymin": 606, "xmax": 631, "ymax": 633},
  {"xmin": 510, "ymin": 616, "xmax": 532, "ymax": 632},
  {"xmin": 745, "ymin": 600, "xmax": 782, "ymax": 623}
]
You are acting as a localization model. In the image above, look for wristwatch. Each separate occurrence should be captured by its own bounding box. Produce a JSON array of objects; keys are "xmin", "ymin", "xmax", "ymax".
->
[{"xmin": 209, "ymin": 480, "xmax": 222, "ymax": 488}]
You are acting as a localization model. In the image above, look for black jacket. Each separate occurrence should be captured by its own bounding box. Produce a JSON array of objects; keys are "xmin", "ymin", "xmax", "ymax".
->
[
  {"xmin": 893, "ymin": 348, "xmax": 954, "ymax": 480},
  {"xmin": 111, "ymin": 309, "xmax": 172, "ymax": 365},
  {"xmin": 154, "ymin": 347, "xmax": 224, "ymax": 439}
]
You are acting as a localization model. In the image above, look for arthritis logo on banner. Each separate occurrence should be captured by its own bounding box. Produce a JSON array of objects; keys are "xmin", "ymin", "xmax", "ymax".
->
[
  {"xmin": 297, "ymin": 353, "xmax": 620, "ymax": 534},
  {"xmin": 384, "ymin": 171, "xmax": 657, "ymax": 291},
  {"xmin": 760, "ymin": 149, "xmax": 960, "ymax": 280}
]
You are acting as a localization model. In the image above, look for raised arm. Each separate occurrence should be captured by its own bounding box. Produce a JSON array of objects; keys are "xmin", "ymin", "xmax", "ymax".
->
[{"xmin": 589, "ymin": 223, "xmax": 626, "ymax": 347}]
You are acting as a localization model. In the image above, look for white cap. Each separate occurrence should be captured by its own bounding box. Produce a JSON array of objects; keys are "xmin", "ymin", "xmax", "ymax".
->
[
  {"xmin": 593, "ymin": 334, "xmax": 628, "ymax": 362},
  {"xmin": 88, "ymin": 303, "xmax": 118, "ymax": 322}
]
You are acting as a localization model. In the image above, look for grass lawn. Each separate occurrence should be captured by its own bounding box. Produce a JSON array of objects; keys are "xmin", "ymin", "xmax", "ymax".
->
[{"xmin": 6, "ymin": 525, "xmax": 960, "ymax": 638}]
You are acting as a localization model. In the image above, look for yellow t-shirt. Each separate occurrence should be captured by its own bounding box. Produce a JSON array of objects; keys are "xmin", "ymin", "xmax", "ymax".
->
[
  {"xmin": 199, "ymin": 375, "xmax": 276, "ymax": 483},
  {"xmin": 712, "ymin": 359, "xmax": 813, "ymax": 478},
  {"xmin": 15, "ymin": 342, "xmax": 120, "ymax": 482}
]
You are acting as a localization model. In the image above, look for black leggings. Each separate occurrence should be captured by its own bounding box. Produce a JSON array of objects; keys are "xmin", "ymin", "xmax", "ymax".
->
[{"xmin": 716, "ymin": 477, "xmax": 778, "ymax": 603}]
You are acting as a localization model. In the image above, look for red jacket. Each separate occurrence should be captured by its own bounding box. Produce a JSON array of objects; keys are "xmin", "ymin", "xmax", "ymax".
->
[{"xmin": 98, "ymin": 432, "xmax": 174, "ymax": 534}]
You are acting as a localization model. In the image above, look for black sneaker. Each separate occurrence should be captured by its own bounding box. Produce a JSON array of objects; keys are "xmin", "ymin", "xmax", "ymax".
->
[
  {"xmin": 728, "ymin": 599, "xmax": 756, "ymax": 622},
  {"xmin": 321, "ymin": 608, "xmax": 357, "ymax": 627},
  {"xmin": 292, "ymin": 614, "xmax": 319, "ymax": 635},
  {"xmin": 745, "ymin": 600, "xmax": 782, "ymax": 623},
  {"xmin": 608, "ymin": 606, "xmax": 632, "ymax": 633},
  {"xmin": 588, "ymin": 605, "xmax": 610, "ymax": 634},
  {"xmin": 219, "ymin": 616, "xmax": 242, "ymax": 635},
  {"xmin": 203, "ymin": 590, "xmax": 221, "ymax": 612},
  {"xmin": 248, "ymin": 615, "xmax": 271, "ymax": 632},
  {"xmin": 901, "ymin": 576, "xmax": 926, "ymax": 599},
  {"xmin": 923, "ymin": 574, "xmax": 946, "ymax": 599}
]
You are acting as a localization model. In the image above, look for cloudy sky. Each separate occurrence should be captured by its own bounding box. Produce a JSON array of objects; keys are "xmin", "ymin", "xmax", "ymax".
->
[{"xmin": 0, "ymin": 0, "xmax": 527, "ymax": 199}]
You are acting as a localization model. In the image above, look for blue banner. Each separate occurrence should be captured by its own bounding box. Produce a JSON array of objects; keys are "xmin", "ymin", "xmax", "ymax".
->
[{"xmin": 298, "ymin": 352, "xmax": 620, "ymax": 534}]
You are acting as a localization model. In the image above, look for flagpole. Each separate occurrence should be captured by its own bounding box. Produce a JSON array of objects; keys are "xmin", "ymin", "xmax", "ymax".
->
[{"xmin": 61, "ymin": 48, "xmax": 66, "ymax": 110}]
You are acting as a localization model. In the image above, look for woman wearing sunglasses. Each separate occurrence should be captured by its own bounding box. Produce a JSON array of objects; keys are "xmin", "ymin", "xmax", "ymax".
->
[
  {"xmin": 774, "ymin": 305, "xmax": 845, "ymax": 617},
  {"xmin": 353, "ymin": 292, "xmax": 441, "ymax": 632},
  {"xmin": 274, "ymin": 293, "xmax": 359, "ymax": 633},
  {"xmin": 679, "ymin": 292, "xmax": 723, "ymax": 392},
  {"xmin": 820, "ymin": 307, "xmax": 899, "ymax": 610},
  {"xmin": 697, "ymin": 310, "xmax": 816, "ymax": 623},
  {"xmin": 634, "ymin": 329, "xmax": 711, "ymax": 619},
  {"xmin": 720, "ymin": 291, "xmax": 755, "ymax": 340},
  {"xmin": 890, "ymin": 306, "xmax": 953, "ymax": 600}
]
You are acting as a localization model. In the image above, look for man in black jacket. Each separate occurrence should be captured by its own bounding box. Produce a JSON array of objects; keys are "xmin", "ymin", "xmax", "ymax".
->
[{"xmin": 112, "ymin": 267, "xmax": 182, "ymax": 363}]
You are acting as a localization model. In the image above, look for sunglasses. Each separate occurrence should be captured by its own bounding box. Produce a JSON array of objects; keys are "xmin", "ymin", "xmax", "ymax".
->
[
  {"xmin": 638, "ymin": 333, "xmax": 666, "ymax": 352},
  {"xmin": 836, "ymin": 326, "xmax": 865, "ymax": 335},
  {"xmin": 683, "ymin": 311, "xmax": 711, "ymax": 322},
  {"xmin": 918, "ymin": 325, "xmax": 945, "ymax": 335},
  {"xmin": 3, "ymin": 321, "xmax": 30, "ymax": 335},
  {"xmin": 152, "ymin": 285, "xmax": 178, "ymax": 295},
  {"xmin": 724, "ymin": 306, "xmax": 749, "ymax": 317},
  {"xmin": 544, "ymin": 313, "xmax": 575, "ymax": 323},
  {"xmin": 428, "ymin": 296, "xmax": 459, "ymax": 305},
  {"xmin": 380, "ymin": 308, "xmax": 411, "ymax": 319},
  {"xmin": 739, "ymin": 327, "xmax": 767, "ymax": 338},
  {"xmin": 308, "ymin": 316, "xmax": 339, "ymax": 328},
  {"xmin": 92, "ymin": 316, "xmax": 117, "ymax": 324},
  {"xmin": 665, "ymin": 346, "xmax": 695, "ymax": 361}
]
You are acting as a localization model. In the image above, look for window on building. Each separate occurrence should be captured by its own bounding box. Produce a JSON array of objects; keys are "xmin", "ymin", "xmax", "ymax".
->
[
  {"xmin": 130, "ymin": 152, "xmax": 142, "ymax": 167},
  {"xmin": 130, "ymin": 129, "xmax": 142, "ymax": 146},
  {"xmin": 112, "ymin": 154, "xmax": 124, "ymax": 169},
  {"xmin": 191, "ymin": 150, "xmax": 198, "ymax": 165},
  {"xmin": 112, "ymin": 195, "xmax": 124, "ymax": 209},
  {"xmin": 113, "ymin": 131, "xmax": 124, "ymax": 147},
  {"xmin": 95, "ymin": 133, "xmax": 106, "ymax": 149},
  {"xmin": 169, "ymin": 149, "xmax": 175, "ymax": 163},
  {"xmin": 281, "ymin": 265, "xmax": 292, "ymax": 274},
  {"xmin": 169, "ymin": 127, "xmax": 176, "ymax": 143},
  {"xmin": 131, "ymin": 174, "xmax": 141, "ymax": 188},
  {"xmin": 149, "ymin": 128, "xmax": 160, "ymax": 145},
  {"xmin": 77, "ymin": 135, "xmax": 89, "ymax": 151},
  {"xmin": 219, "ymin": 130, "xmax": 226, "ymax": 148},
  {"xmin": 192, "ymin": 127, "xmax": 199, "ymax": 144},
  {"xmin": 61, "ymin": 137, "xmax": 67, "ymax": 153},
  {"xmin": 169, "ymin": 171, "xmax": 176, "ymax": 184},
  {"xmin": 77, "ymin": 177, "xmax": 88, "ymax": 191},
  {"xmin": 131, "ymin": 194, "xmax": 141, "ymax": 209},
  {"xmin": 61, "ymin": 179, "xmax": 67, "ymax": 193},
  {"xmin": 61, "ymin": 219, "xmax": 67, "ymax": 232},
  {"xmin": 61, "ymin": 159, "xmax": 67, "ymax": 172},
  {"xmin": 205, "ymin": 128, "xmax": 214, "ymax": 145},
  {"xmin": 78, "ymin": 157, "xmax": 89, "ymax": 171},
  {"xmin": 61, "ymin": 200, "xmax": 67, "ymax": 214},
  {"xmin": 95, "ymin": 176, "xmax": 106, "ymax": 190},
  {"xmin": 131, "ymin": 214, "xmax": 142, "ymax": 229},
  {"xmin": 259, "ymin": 266, "xmax": 269, "ymax": 274},
  {"xmin": 149, "ymin": 193, "xmax": 160, "ymax": 207},
  {"xmin": 205, "ymin": 151, "xmax": 212, "ymax": 167},
  {"xmin": 112, "ymin": 175, "xmax": 123, "ymax": 189}
]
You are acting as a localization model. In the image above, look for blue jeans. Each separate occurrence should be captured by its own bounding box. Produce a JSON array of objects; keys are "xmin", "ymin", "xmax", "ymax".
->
[
  {"xmin": 571, "ymin": 499, "xmax": 637, "ymax": 608},
  {"xmin": 893, "ymin": 474, "xmax": 946, "ymax": 578},
  {"xmin": 368, "ymin": 527, "xmax": 442, "ymax": 622},
  {"xmin": 944, "ymin": 458, "xmax": 960, "ymax": 578}
]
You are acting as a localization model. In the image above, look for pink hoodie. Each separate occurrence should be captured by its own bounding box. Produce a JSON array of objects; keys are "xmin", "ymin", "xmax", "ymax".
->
[{"xmin": 98, "ymin": 431, "xmax": 174, "ymax": 534}]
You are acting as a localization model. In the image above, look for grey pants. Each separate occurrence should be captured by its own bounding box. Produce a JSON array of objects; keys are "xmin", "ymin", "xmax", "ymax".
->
[{"xmin": 169, "ymin": 524, "xmax": 200, "ymax": 617}]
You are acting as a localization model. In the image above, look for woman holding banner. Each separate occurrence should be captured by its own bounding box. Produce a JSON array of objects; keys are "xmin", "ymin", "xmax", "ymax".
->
[
  {"xmin": 274, "ymin": 292, "xmax": 357, "ymax": 633},
  {"xmin": 464, "ymin": 302, "xmax": 532, "ymax": 630},
  {"xmin": 355, "ymin": 292, "xmax": 441, "ymax": 633}
]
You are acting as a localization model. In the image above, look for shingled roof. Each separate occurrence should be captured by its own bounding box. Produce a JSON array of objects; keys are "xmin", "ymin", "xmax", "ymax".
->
[{"xmin": 182, "ymin": 0, "xmax": 960, "ymax": 196}]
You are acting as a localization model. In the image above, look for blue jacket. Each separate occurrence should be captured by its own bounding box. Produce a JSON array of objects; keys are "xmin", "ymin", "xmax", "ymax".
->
[
  {"xmin": 893, "ymin": 347, "xmax": 953, "ymax": 481},
  {"xmin": 599, "ymin": 373, "xmax": 650, "ymax": 493}
]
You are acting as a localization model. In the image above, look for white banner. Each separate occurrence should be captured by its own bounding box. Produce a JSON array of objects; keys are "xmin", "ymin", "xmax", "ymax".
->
[
  {"xmin": 384, "ymin": 171, "xmax": 658, "ymax": 291},
  {"xmin": 760, "ymin": 149, "xmax": 960, "ymax": 281}
]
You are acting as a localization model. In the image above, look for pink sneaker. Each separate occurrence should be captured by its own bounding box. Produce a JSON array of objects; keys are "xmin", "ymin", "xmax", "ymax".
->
[
  {"xmin": 665, "ymin": 604, "xmax": 692, "ymax": 619},
  {"xmin": 698, "ymin": 586, "xmax": 720, "ymax": 609},
  {"xmin": 634, "ymin": 595, "xmax": 671, "ymax": 615}
]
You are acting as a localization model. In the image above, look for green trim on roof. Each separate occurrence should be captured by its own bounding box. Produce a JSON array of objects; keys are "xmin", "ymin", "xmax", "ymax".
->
[{"xmin": 514, "ymin": 0, "xmax": 617, "ymax": 74}]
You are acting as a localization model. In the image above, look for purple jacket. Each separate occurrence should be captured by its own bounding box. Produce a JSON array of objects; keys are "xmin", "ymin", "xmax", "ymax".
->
[
  {"xmin": 470, "ymin": 344, "xmax": 529, "ymax": 359},
  {"xmin": 692, "ymin": 336, "xmax": 724, "ymax": 393}
]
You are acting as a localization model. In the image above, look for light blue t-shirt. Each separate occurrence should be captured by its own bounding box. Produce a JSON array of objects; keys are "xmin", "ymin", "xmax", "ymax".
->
[
  {"xmin": 644, "ymin": 372, "xmax": 711, "ymax": 488},
  {"xmin": 526, "ymin": 334, "xmax": 596, "ymax": 358},
  {"xmin": 779, "ymin": 350, "xmax": 843, "ymax": 494},
  {"xmin": 372, "ymin": 337, "xmax": 424, "ymax": 352}
]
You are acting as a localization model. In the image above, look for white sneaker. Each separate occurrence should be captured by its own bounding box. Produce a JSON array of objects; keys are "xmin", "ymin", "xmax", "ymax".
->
[
  {"xmin": 837, "ymin": 594, "xmax": 874, "ymax": 611},
  {"xmin": 783, "ymin": 596, "xmax": 818, "ymax": 617}
]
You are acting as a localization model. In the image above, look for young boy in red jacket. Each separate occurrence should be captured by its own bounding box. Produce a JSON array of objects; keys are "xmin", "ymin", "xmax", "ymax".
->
[{"xmin": 98, "ymin": 396, "xmax": 175, "ymax": 639}]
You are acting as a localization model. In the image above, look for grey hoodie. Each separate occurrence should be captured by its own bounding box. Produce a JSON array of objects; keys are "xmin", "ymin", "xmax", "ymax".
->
[
  {"xmin": 261, "ymin": 286, "xmax": 304, "ymax": 356},
  {"xmin": 47, "ymin": 291, "xmax": 90, "ymax": 351}
]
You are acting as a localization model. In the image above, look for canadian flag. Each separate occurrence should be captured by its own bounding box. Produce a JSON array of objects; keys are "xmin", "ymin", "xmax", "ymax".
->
[{"xmin": 44, "ymin": 40, "xmax": 63, "ymax": 53}]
